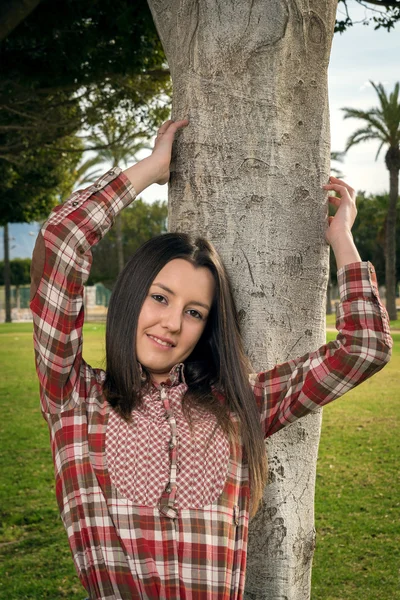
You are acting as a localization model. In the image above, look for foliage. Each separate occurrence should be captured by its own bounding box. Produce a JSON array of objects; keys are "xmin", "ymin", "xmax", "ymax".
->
[
  {"xmin": 87, "ymin": 198, "xmax": 168, "ymax": 287},
  {"xmin": 331, "ymin": 150, "xmax": 345, "ymax": 178},
  {"xmin": 336, "ymin": 0, "xmax": 400, "ymax": 33},
  {"xmin": 329, "ymin": 191, "xmax": 400, "ymax": 284},
  {"xmin": 83, "ymin": 114, "xmax": 155, "ymax": 168},
  {"xmin": 0, "ymin": 0, "xmax": 169, "ymax": 162},
  {"xmin": 342, "ymin": 81, "xmax": 400, "ymax": 319},
  {"xmin": 0, "ymin": 258, "xmax": 31, "ymax": 286},
  {"xmin": 343, "ymin": 82, "xmax": 400, "ymax": 162},
  {"xmin": 0, "ymin": 136, "xmax": 83, "ymax": 226}
]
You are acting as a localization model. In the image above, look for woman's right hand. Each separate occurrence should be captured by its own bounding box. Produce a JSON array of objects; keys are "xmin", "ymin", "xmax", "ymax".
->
[
  {"xmin": 151, "ymin": 119, "xmax": 189, "ymax": 185},
  {"xmin": 123, "ymin": 118, "xmax": 189, "ymax": 194}
]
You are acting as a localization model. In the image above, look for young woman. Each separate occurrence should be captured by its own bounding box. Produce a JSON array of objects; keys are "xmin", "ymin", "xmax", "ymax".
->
[{"xmin": 31, "ymin": 119, "xmax": 392, "ymax": 600}]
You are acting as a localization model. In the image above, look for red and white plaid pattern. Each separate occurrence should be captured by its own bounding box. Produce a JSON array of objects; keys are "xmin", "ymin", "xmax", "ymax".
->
[
  {"xmin": 106, "ymin": 380, "xmax": 230, "ymax": 511},
  {"xmin": 30, "ymin": 168, "xmax": 392, "ymax": 599}
]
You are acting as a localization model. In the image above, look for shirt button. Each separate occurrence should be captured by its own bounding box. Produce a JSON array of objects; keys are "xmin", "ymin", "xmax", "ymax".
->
[
  {"xmin": 71, "ymin": 201, "xmax": 78, "ymax": 207},
  {"xmin": 165, "ymin": 484, "xmax": 171, "ymax": 493},
  {"xmin": 169, "ymin": 441, "xmax": 175, "ymax": 449}
]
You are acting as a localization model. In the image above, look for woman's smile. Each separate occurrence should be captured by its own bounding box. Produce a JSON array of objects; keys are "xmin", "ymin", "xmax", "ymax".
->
[{"xmin": 146, "ymin": 333, "xmax": 176, "ymax": 349}]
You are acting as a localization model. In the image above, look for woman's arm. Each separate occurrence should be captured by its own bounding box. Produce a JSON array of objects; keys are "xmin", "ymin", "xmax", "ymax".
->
[
  {"xmin": 31, "ymin": 119, "xmax": 188, "ymax": 414},
  {"xmin": 323, "ymin": 175, "xmax": 361, "ymax": 269},
  {"xmin": 251, "ymin": 177, "xmax": 392, "ymax": 437},
  {"xmin": 30, "ymin": 170, "xmax": 137, "ymax": 413}
]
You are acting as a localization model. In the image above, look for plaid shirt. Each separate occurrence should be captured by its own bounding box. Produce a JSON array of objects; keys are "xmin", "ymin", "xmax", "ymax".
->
[{"xmin": 30, "ymin": 167, "xmax": 392, "ymax": 600}]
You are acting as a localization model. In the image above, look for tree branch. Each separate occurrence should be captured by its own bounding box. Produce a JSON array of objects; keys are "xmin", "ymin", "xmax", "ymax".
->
[{"xmin": 359, "ymin": 0, "xmax": 400, "ymax": 7}]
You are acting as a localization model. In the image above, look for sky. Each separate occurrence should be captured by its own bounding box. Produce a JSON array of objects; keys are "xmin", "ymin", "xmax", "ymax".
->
[{"xmin": 1, "ymin": 5, "xmax": 399, "ymax": 260}]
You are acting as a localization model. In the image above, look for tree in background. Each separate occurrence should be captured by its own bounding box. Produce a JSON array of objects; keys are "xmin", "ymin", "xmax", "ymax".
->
[
  {"xmin": 0, "ymin": 0, "xmax": 171, "ymax": 322},
  {"xmin": 335, "ymin": 0, "xmax": 400, "ymax": 32},
  {"xmin": 342, "ymin": 81, "xmax": 400, "ymax": 319},
  {"xmin": 0, "ymin": 258, "xmax": 31, "ymax": 312},
  {"xmin": 0, "ymin": 0, "xmax": 170, "ymax": 165},
  {"xmin": 82, "ymin": 111, "xmax": 169, "ymax": 273},
  {"xmin": 87, "ymin": 198, "xmax": 168, "ymax": 288},
  {"xmin": 0, "ymin": 138, "xmax": 83, "ymax": 321},
  {"xmin": 329, "ymin": 191, "xmax": 400, "ymax": 307}
]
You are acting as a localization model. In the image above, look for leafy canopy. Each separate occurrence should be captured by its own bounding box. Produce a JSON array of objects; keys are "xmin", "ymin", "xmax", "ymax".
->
[{"xmin": 0, "ymin": 0, "xmax": 169, "ymax": 225}]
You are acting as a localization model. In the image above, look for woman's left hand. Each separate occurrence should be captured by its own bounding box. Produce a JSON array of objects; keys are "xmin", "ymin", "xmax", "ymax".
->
[{"xmin": 323, "ymin": 176, "xmax": 357, "ymax": 248}]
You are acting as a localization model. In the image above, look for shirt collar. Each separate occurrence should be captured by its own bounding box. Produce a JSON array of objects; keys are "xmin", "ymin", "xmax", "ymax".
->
[{"xmin": 138, "ymin": 362, "xmax": 186, "ymax": 388}]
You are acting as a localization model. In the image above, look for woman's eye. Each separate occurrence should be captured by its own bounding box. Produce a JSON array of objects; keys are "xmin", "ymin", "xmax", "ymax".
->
[
  {"xmin": 187, "ymin": 309, "xmax": 203, "ymax": 320},
  {"xmin": 151, "ymin": 294, "xmax": 166, "ymax": 303}
]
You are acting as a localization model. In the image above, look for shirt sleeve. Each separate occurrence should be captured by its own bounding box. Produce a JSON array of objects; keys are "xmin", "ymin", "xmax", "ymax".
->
[
  {"xmin": 249, "ymin": 262, "xmax": 393, "ymax": 438},
  {"xmin": 30, "ymin": 167, "xmax": 137, "ymax": 414}
]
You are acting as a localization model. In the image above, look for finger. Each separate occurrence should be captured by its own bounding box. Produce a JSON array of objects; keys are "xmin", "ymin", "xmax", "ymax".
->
[
  {"xmin": 328, "ymin": 195, "xmax": 341, "ymax": 207},
  {"xmin": 157, "ymin": 120, "xmax": 174, "ymax": 135},
  {"xmin": 328, "ymin": 176, "xmax": 355, "ymax": 196},
  {"xmin": 165, "ymin": 118, "xmax": 189, "ymax": 136},
  {"xmin": 159, "ymin": 118, "xmax": 189, "ymax": 136},
  {"xmin": 323, "ymin": 183, "xmax": 351, "ymax": 196}
]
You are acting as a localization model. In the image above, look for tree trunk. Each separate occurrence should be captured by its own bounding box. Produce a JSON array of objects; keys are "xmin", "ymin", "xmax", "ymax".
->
[
  {"xmin": 385, "ymin": 167, "xmax": 398, "ymax": 320},
  {"xmin": 147, "ymin": 1, "xmax": 337, "ymax": 598},
  {"xmin": 3, "ymin": 224, "xmax": 12, "ymax": 323}
]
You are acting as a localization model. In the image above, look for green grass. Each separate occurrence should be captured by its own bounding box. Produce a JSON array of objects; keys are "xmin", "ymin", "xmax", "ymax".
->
[
  {"xmin": 0, "ymin": 323, "xmax": 398, "ymax": 599},
  {"xmin": 312, "ymin": 332, "xmax": 400, "ymax": 599}
]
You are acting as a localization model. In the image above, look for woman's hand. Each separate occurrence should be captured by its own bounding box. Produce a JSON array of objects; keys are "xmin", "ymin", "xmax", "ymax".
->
[
  {"xmin": 123, "ymin": 118, "xmax": 189, "ymax": 194},
  {"xmin": 323, "ymin": 176, "xmax": 361, "ymax": 269},
  {"xmin": 151, "ymin": 119, "xmax": 189, "ymax": 185}
]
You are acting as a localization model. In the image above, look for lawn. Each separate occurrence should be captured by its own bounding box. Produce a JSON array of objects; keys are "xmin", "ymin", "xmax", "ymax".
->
[{"xmin": 0, "ymin": 323, "xmax": 398, "ymax": 599}]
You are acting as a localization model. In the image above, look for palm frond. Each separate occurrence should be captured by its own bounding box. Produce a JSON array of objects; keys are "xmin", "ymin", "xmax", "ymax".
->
[
  {"xmin": 345, "ymin": 127, "xmax": 382, "ymax": 151},
  {"xmin": 342, "ymin": 108, "xmax": 372, "ymax": 121},
  {"xmin": 375, "ymin": 139, "xmax": 386, "ymax": 161},
  {"xmin": 331, "ymin": 150, "xmax": 345, "ymax": 162},
  {"xmin": 342, "ymin": 107, "xmax": 389, "ymax": 140}
]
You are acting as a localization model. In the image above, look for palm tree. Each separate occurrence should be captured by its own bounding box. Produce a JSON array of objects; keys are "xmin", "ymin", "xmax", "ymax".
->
[
  {"xmin": 84, "ymin": 116, "xmax": 152, "ymax": 273},
  {"xmin": 342, "ymin": 81, "xmax": 400, "ymax": 320}
]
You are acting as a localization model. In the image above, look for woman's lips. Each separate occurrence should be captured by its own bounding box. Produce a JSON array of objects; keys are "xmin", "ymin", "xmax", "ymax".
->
[{"xmin": 147, "ymin": 334, "xmax": 175, "ymax": 349}]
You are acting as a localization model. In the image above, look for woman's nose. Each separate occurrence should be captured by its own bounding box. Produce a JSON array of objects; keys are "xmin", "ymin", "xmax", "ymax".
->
[{"xmin": 161, "ymin": 307, "xmax": 182, "ymax": 333}]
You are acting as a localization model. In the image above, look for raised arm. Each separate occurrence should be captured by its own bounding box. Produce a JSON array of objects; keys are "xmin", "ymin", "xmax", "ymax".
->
[
  {"xmin": 31, "ymin": 119, "xmax": 188, "ymax": 414},
  {"xmin": 250, "ymin": 177, "xmax": 393, "ymax": 437}
]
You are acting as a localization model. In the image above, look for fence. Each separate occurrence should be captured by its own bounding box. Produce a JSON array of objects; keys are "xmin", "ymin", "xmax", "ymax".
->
[{"xmin": 0, "ymin": 283, "xmax": 112, "ymax": 322}]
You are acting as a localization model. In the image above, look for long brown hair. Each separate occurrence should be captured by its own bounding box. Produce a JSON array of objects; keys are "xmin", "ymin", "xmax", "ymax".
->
[{"xmin": 104, "ymin": 233, "xmax": 267, "ymax": 516}]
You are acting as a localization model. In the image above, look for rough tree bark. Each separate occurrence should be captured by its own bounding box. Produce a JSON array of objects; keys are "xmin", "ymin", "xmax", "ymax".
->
[{"xmin": 147, "ymin": 1, "xmax": 337, "ymax": 598}]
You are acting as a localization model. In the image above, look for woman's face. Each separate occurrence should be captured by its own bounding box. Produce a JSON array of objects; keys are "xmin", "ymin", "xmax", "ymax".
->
[{"xmin": 136, "ymin": 258, "xmax": 215, "ymax": 384}]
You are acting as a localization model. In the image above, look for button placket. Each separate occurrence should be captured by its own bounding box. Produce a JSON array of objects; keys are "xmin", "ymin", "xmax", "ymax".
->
[{"xmin": 160, "ymin": 386, "xmax": 178, "ymax": 508}]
